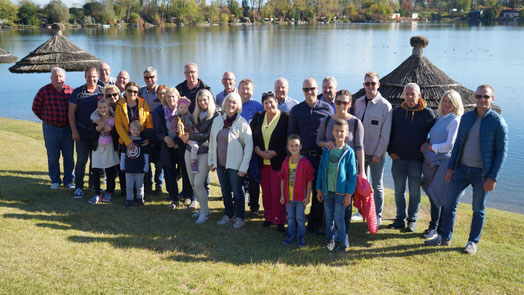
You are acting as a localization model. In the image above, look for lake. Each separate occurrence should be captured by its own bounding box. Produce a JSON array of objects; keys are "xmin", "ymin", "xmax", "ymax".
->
[{"xmin": 1, "ymin": 23, "xmax": 522, "ymax": 214}]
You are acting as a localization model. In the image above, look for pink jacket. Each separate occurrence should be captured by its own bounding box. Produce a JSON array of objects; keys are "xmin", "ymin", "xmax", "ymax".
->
[{"xmin": 280, "ymin": 156, "xmax": 315, "ymax": 203}]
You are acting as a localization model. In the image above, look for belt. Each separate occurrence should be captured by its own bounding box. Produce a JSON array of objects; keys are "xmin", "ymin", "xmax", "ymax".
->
[{"xmin": 301, "ymin": 149, "xmax": 320, "ymax": 157}]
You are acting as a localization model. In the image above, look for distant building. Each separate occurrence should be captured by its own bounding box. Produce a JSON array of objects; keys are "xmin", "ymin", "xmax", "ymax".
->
[
  {"xmin": 391, "ymin": 13, "xmax": 401, "ymax": 20},
  {"xmin": 411, "ymin": 13, "xmax": 419, "ymax": 19},
  {"xmin": 499, "ymin": 9, "xmax": 520, "ymax": 20}
]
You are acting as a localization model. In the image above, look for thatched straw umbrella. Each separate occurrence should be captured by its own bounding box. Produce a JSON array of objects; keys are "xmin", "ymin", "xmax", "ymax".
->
[
  {"xmin": 9, "ymin": 23, "xmax": 101, "ymax": 73},
  {"xmin": 353, "ymin": 36, "xmax": 501, "ymax": 113},
  {"xmin": 0, "ymin": 48, "xmax": 18, "ymax": 63}
]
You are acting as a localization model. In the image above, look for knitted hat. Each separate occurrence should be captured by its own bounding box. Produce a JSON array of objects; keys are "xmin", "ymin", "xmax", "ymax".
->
[{"xmin": 177, "ymin": 97, "xmax": 191, "ymax": 108}]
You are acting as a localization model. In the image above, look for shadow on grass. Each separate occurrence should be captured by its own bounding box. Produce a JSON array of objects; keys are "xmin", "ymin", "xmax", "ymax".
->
[{"xmin": 0, "ymin": 174, "xmax": 454, "ymax": 266}]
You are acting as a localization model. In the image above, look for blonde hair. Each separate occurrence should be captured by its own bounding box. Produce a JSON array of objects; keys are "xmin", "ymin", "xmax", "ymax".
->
[
  {"xmin": 437, "ymin": 90, "xmax": 464, "ymax": 117},
  {"xmin": 365, "ymin": 71, "xmax": 379, "ymax": 80},
  {"xmin": 129, "ymin": 120, "xmax": 142, "ymax": 130},
  {"xmin": 222, "ymin": 92, "xmax": 243, "ymax": 114},
  {"xmin": 167, "ymin": 87, "xmax": 180, "ymax": 99},
  {"xmin": 104, "ymin": 84, "xmax": 120, "ymax": 98},
  {"xmin": 193, "ymin": 89, "xmax": 216, "ymax": 122}
]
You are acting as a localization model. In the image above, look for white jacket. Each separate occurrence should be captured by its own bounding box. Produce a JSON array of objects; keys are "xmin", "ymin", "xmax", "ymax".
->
[
  {"xmin": 208, "ymin": 114, "xmax": 253, "ymax": 173},
  {"xmin": 354, "ymin": 92, "xmax": 392, "ymax": 158}
]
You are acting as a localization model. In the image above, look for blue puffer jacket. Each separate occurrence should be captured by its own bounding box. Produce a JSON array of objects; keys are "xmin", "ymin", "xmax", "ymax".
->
[
  {"xmin": 448, "ymin": 108, "xmax": 508, "ymax": 181},
  {"xmin": 316, "ymin": 144, "xmax": 357, "ymax": 196}
]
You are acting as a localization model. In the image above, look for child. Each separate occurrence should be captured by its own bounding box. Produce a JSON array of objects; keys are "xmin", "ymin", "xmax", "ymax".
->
[
  {"xmin": 316, "ymin": 119, "xmax": 357, "ymax": 253},
  {"xmin": 173, "ymin": 97, "xmax": 199, "ymax": 173},
  {"xmin": 120, "ymin": 120, "xmax": 150, "ymax": 208},
  {"xmin": 88, "ymin": 98, "xmax": 120, "ymax": 204},
  {"xmin": 280, "ymin": 134, "xmax": 315, "ymax": 247}
]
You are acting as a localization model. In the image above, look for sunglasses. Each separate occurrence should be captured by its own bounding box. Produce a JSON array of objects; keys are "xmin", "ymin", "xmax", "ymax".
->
[
  {"xmin": 107, "ymin": 93, "xmax": 119, "ymax": 98},
  {"xmin": 262, "ymin": 91, "xmax": 274, "ymax": 98},
  {"xmin": 126, "ymin": 89, "xmax": 138, "ymax": 94},
  {"xmin": 364, "ymin": 82, "xmax": 377, "ymax": 87},
  {"xmin": 475, "ymin": 95, "xmax": 491, "ymax": 100},
  {"xmin": 144, "ymin": 76, "xmax": 156, "ymax": 80},
  {"xmin": 303, "ymin": 87, "xmax": 316, "ymax": 92},
  {"xmin": 335, "ymin": 100, "xmax": 350, "ymax": 106}
]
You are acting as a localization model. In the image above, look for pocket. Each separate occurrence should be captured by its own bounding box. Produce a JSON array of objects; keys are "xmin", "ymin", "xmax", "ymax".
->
[{"xmin": 368, "ymin": 116, "xmax": 381, "ymax": 128}]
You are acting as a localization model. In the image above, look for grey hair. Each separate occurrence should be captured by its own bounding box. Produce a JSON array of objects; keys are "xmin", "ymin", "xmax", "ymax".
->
[
  {"xmin": 222, "ymin": 92, "xmax": 243, "ymax": 114},
  {"xmin": 184, "ymin": 63, "xmax": 198, "ymax": 71},
  {"xmin": 143, "ymin": 66, "xmax": 157, "ymax": 75},
  {"xmin": 274, "ymin": 77, "xmax": 289, "ymax": 87},
  {"xmin": 404, "ymin": 82, "xmax": 420, "ymax": 94},
  {"xmin": 51, "ymin": 67, "xmax": 65, "ymax": 76},
  {"xmin": 323, "ymin": 76, "xmax": 337, "ymax": 87}
]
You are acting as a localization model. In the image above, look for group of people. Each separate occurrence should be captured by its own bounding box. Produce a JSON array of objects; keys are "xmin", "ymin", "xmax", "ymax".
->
[{"xmin": 32, "ymin": 62, "xmax": 508, "ymax": 255}]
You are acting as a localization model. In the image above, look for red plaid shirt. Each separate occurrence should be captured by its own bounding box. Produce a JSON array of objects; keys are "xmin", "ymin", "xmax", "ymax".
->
[{"xmin": 32, "ymin": 83, "xmax": 74, "ymax": 127}]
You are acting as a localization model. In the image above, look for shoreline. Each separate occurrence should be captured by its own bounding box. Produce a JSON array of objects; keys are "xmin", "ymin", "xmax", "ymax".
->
[{"xmin": 2, "ymin": 116, "xmax": 521, "ymax": 216}]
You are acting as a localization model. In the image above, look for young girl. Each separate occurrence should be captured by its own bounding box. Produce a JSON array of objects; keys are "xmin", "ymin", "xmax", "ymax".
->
[
  {"xmin": 280, "ymin": 134, "xmax": 315, "ymax": 247},
  {"xmin": 88, "ymin": 98, "xmax": 120, "ymax": 204},
  {"xmin": 171, "ymin": 97, "xmax": 200, "ymax": 173}
]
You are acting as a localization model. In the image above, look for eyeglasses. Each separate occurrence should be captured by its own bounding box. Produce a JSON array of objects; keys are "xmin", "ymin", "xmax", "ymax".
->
[
  {"xmin": 303, "ymin": 87, "xmax": 316, "ymax": 92},
  {"xmin": 475, "ymin": 95, "xmax": 491, "ymax": 100},
  {"xmin": 364, "ymin": 82, "xmax": 377, "ymax": 87},
  {"xmin": 335, "ymin": 100, "xmax": 350, "ymax": 106},
  {"xmin": 184, "ymin": 71, "xmax": 197, "ymax": 75},
  {"xmin": 144, "ymin": 76, "xmax": 156, "ymax": 80},
  {"xmin": 107, "ymin": 93, "xmax": 119, "ymax": 98},
  {"xmin": 126, "ymin": 89, "xmax": 138, "ymax": 94}
]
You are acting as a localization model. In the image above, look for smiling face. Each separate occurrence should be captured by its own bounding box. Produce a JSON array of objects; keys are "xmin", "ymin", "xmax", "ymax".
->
[
  {"xmin": 99, "ymin": 63, "xmax": 111, "ymax": 83},
  {"xmin": 302, "ymin": 79, "xmax": 318, "ymax": 102},
  {"xmin": 335, "ymin": 94, "xmax": 351, "ymax": 114},
  {"xmin": 274, "ymin": 79, "xmax": 288, "ymax": 102},
  {"xmin": 364, "ymin": 75, "xmax": 380, "ymax": 98},
  {"xmin": 441, "ymin": 95, "xmax": 455, "ymax": 116},
  {"xmin": 403, "ymin": 85, "xmax": 420, "ymax": 108},
  {"xmin": 224, "ymin": 98, "xmax": 239, "ymax": 116},
  {"xmin": 166, "ymin": 92, "xmax": 177, "ymax": 109},
  {"xmin": 184, "ymin": 64, "xmax": 199, "ymax": 86},
  {"xmin": 126, "ymin": 85, "xmax": 139, "ymax": 101},
  {"xmin": 263, "ymin": 96, "xmax": 278, "ymax": 114},
  {"xmin": 97, "ymin": 102, "xmax": 110, "ymax": 117},
  {"xmin": 85, "ymin": 68, "xmax": 99, "ymax": 87},
  {"xmin": 51, "ymin": 70, "xmax": 65, "ymax": 91},
  {"xmin": 239, "ymin": 81, "xmax": 254, "ymax": 102},
  {"xmin": 157, "ymin": 88, "xmax": 167, "ymax": 105},
  {"xmin": 332, "ymin": 124, "xmax": 348, "ymax": 142},
  {"xmin": 143, "ymin": 71, "xmax": 157, "ymax": 89},
  {"xmin": 105, "ymin": 89, "xmax": 120, "ymax": 104},
  {"xmin": 177, "ymin": 103, "xmax": 189, "ymax": 115},
  {"xmin": 198, "ymin": 94, "xmax": 210, "ymax": 111},
  {"xmin": 222, "ymin": 72, "xmax": 236, "ymax": 93},
  {"xmin": 287, "ymin": 138, "xmax": 302, "ymax": 156},
  {"xmin": 130, "ymin": 125, "xmax": 141, "ymax": 138},
  {"xmin": 115, "ymin": 71, "xmax": 130, "ymax": 92},
  {"xmin": 475, "ymin": 86, "xmax": 495, "ymax": 113},
  {"xmin": 322, "ymin": 80, "xmax": 337, "ymax": 103}
]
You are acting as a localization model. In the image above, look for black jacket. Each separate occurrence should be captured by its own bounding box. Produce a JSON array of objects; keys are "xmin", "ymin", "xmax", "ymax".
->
[
  {"xmin": 154, "ymin": 107, "xmax": 183, "ymax": 169},
  {"xmin": 250, "ymin": 111, "xmax": 289, "ymax": 171},
  {"xmin": 185, "ymin": 107, "xmax": 223, "ymax": 155}
]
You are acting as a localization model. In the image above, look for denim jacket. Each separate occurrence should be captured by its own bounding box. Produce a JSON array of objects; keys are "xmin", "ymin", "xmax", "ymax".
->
[
  {"xmin": 316, "ymin": 144, "xmax": 357, "ymax": 196},
  {"xmin": 448, "ymin": 107, "xmax": 508, "ymax": 181}
]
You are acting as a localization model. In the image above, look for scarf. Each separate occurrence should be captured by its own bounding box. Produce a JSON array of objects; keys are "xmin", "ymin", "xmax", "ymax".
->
[
  {"xmin": 164, "ymin": 105, "xmax": 178, "ymax": 135},
  {"xmin": 224, "ymin": 113, "xmax": 237, "ymax": 128}
]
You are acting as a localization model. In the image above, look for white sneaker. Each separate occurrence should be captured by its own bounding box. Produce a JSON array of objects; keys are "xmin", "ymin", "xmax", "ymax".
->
[
  {"xmin": 50, "ymin": 183, "xmax": 60, "ymax": 190},
  {"xmin": 217, "ymin": 215, "xmax": 231, "ymax": 225},
  {"xmin": 423, "ymin": 229, "xmax": 438, "ymax": 240},
  {"xmin": 195, "ymin": 214, "xmax": 208, "ymax": 224},
  {"xmin": 464, "ymin": 241, "xmax": 478, "ymax": 255},
  {"xmin": 351, "ymin": 212, "xmax": 363, "ymax": 221},
  {"xmin": 188, "ymin": 200, "xmax": 199, "ymax": 210},
  {"xmin": 326, "ymin": 239, "xmax": 335, "ymax": 251},
  {"xmin": 184, "ymin": 199, "xmax": 192, "ymax": 206},
  {"xmin": 73, "ymin": 188, "xmax": 84, "ymax": 199},
  {"xmin": 233, "ymin": 218, "xmax": 245, "ymax": 228},
  {"xmin": 192, "ymin": 211, "xmax": 200, "ymax": 218},
  {"xmin": 64, "ymin": 183, "xmax": 75, "ymax": 189}
]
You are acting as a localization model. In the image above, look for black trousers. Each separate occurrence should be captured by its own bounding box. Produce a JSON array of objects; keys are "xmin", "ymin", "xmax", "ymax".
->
[
  {"xmin": 247, "ymin": 178, "xmax": 260, "ymax": 212},
  {"xmin": 92, "ymin": 165, "xmax": 118, "ymax": 195},
  {"xmin": 304, "ymin": 154, "xmax": 323, "ymax": 231}
]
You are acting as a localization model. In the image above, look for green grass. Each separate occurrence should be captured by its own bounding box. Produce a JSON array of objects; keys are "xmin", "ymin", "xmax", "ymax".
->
[{"xmin": 0, "ymin": 117, "xmax": 522, "ymax": 294}]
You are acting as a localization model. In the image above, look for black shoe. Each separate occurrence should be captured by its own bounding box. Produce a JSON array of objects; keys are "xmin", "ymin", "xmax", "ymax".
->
[
  {"xmin": 137, "ymin": 199, "xmax": 145, "ymax": 207},
  {"xmin": 330, "ymin": 241, "xmax": 346, "ymax": 254},
  {"xmin": 154, "ymin": 186, "xmax": 163, "ymax": 195},
  {"xmin": 248, "ymin": 211, "xmax": 259, "ymax": 219},
  {"xmin": 276, "ymin": 224, "xmax": 286, "ymax": 233},
  {"xmin": 124, "ymin": 200, "xmax": 133, "ymax": 208},
  {"xmin": 406, "ymin": 221, "xmax": 416, "ymax": 232},
  {"xmin": 262, "ymin": 221, "xmax": 272, "ymax": 227},
  {"xmin": 387, "ymin": 219, "xmax": 406, "ymax": 229}
]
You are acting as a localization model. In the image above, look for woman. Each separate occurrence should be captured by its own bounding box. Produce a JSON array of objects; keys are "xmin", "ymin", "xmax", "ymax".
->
[
  {"xmin": 114, "ymin": 82, "xmax": 154, "ymax": 200},
  {"xmin": 208, "ymin": 92, "xmax": 253, "ymax": 229},
  {"xmin": 180, "ymin": 89, "xmax": 222, "ymax": 224},
  {"xmin": 155, "ymin": 87, "xmax": 183, "ymax": 209},
  {"xmin": 250, "ymin": 91, "xmax": 289, "ymax": 232},
  {"xmin": 420, "ymin": 90, "xmax": 463, "ymax": 240},
  {"xmin": 104, "ymin": 85, "xmax": 121, "ymax": 110},
  {"xmin": 316, "ymin": 89, "xmax": 364, "ymax": 246}
]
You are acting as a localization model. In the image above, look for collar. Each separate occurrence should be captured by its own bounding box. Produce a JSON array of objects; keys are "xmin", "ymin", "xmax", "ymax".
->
[{"xmin": 366, "ymin": 92, "xmax": 382, "ymax": 104}]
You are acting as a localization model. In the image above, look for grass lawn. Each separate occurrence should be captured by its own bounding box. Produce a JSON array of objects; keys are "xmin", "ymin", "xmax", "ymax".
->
[{"xmin": 0, "ymin": 117, "xmax": 522, "ymax": 294}]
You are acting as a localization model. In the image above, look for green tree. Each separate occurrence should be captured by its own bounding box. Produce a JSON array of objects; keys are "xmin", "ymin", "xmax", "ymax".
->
[
  {"xmin": 100, "ymin": 0, "xmax": 116, "ymax": 23},
  {"xmin": 69, "ymin": 7, "xmax": 85, "ymax": 24},
  {"xmin": 45, "ymin": 0, "xmax": 69, "ymax": 23},
  {"xmin": 84, "ymin": 1, "xmax": 105, "ymax": 23},
  {"xmin": 456, "ymin": 0, "xmax": 471, "ymax": 12},
  {"xmin": 0, "ymin": 0, "xmax": 19, "ymax": 25},
  {"xmin": 17, "ymin": 0, "xmax": 40, "ymax": 25},
  {"xmin": 242, "ymin": 0, "xmax": 250, "ymax": 17}
]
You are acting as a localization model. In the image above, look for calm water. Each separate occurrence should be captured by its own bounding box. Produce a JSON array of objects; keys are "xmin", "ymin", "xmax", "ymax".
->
[{"xmin": 1, "ymin": 23, "xmax": 522, "ymax": 213}]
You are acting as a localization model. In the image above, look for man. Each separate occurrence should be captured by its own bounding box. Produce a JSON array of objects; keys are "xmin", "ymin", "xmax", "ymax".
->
[
  {"xmin": 288, "ymin": 78, "xmax": 334, "ymax": 234},
  {"xmin": 238, "ymin": 79, "xmax": 264, "ymax": 217},
  {"xmin": 274, "ymin": 78, "xmax": 298, "ymax": 112},
  {"xmin": 115, "ymin": 70, "xmax": 130, "ymax": 94},
  {"xmin": 32, "ymin": 67, "xmax": 75, "ymax": 190},
  {"xmin": 426, "ymin": 85, "xmax": 508, "ymax": 255},
  {"xmin": 176, "ymin": 63, "xmax": 211, "ymax": 113},
  {"xmin": 216, "ymin": 71, "xmax": 237, "ymax": 107},
  {"xmin": 68, "ymin": 67, "xmax": 103, "ymax": 198},
  {"xmin": 97, "ymin": 62, "xmax": 115, "ymax": 87},
  {"xmin": 352, "ymin": 72, "xmax": 392, "ymax": 228},
  {"xmin": 139, "ymin": 66, "xmax": 163, "ymax": 194},
  {"xmin": 317, "ymin": 76, "xmax": 337, "ymax": 112},
  {"xmin": 387, "ymin": 83, "xmax": 435, "ymax": 232}
]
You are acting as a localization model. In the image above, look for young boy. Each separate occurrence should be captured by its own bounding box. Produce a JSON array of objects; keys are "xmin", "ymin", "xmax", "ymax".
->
[
  {"xmin": 316, "ymin": 119, "xmax": 357, "ymax": 253},
  {"xmin": 280, "ymin": 134, "xmax": 315, "ymax": 247},
  {"xmin": 120, "ymin": 120, "xmax": 150, "ymax": 208}
]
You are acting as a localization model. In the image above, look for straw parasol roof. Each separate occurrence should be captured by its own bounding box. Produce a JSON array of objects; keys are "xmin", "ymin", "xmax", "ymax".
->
[
  {"xmin": 353, "ymin": 36, "xmax": 501, "ymax": 113},
  {"xmin": 0, "ymin": 48, "xmax": 18, "ymax": 63},
  {"xmin": 9, "ymin": 23, "xmax": 101, "ymax": 73}
]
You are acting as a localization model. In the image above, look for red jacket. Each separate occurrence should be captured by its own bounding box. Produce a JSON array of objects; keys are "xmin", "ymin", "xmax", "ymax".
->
[
  {"xmin": 280, "ymin": 156, "xmax": 315, "ymax": 203},
  {"xmin": 353, "ymin": 176, "xmax": 378, "ymax": 234}
]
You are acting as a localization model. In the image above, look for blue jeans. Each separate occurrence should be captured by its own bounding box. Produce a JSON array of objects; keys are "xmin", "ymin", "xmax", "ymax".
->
[
  {"xmin": 391, "ymin": 159, "xmax": 422, "ymax": 221},
  {"xmin": 42, "ymin": 123, "xmax": 74, "ymax": 185},
  {"xmin": 365, "ymin": 155, "xmax": 385, "ymax": 221},
  {"xmin": 428, "ymin": 196, "xmax": 442, "ymax": 232},
  {"xmin": 324, "ymin": 192, "xmax": 347, "ymax": 244},
  {"xmin": 216, "ymin": 166, "xmax": 245, "ymax": 220},
  {"xmin": 286, "ymin": 201, "xmax": 306, "ymax": 238},
  {"xmin": 440, "ymin": 164, "xmax": 486, "ymax": 243}
]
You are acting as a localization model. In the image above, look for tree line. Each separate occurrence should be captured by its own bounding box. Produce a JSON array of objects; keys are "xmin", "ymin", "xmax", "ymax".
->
[{"xmin": 0, "ymin": 0, "xmax": 522, "ymax": 26}]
